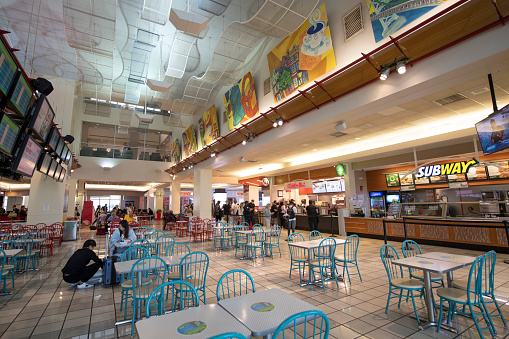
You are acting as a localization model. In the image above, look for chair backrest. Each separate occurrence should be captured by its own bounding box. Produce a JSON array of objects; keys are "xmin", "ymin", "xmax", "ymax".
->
[
  {"xmin": 179, "ymin": 252, "xmax": 209, "ymax": 291},
  {"xmin": 466, "ymin": 255, "xmax": 485, "ymax": 305},
  {"xmin": 156, "ymin": 234, "xmax": 175, "ymax": 256},
  {"xmin": 401, "ymin": 240, "xmax": 422, "ymax": 258},
  {"xmin": 483, "ymin": 250, "xmax": 496, "ymax": 295},
  {"xmin": 0, "ymin": 248, "xmax": 5, "ymax": 277},
  {"xmin": 131, "ymin": 257, "xmax": 167, "ymax": 302},
  {"xmin": 166, "ymin": 242, "xmax": 190, "ymax": 256},
  {"xmin": 272, "ymin": 310, "xmax": 329, "ymax": 339},
  {"xmin": 310, "ymin": 230, "xmax": 323, "ymax": 241},
  {"xmin": 267, "ymin": 226, "xmax": 281, "ymax": 244},
  {"xmin": 380, "ymin": 244, "xmax": 403, "ymax": 284},
  {"xmin": 240, "ymin": 222, "xmax": 249, "ymax": 228},
  {"xmin": 343, "ymin": 234, "xmax": 360, "ymax": 262},
  {"xmin": 28, "ymin": 231, "xmax": 42, "ymax": 239},
  {"xmin": 208, "ymin": 333, "xmax": 246, "ymax": 339},
  {"xmin": 143, "ymin": 228, "xmax": 157, "ymax": 240},
  {"xmin": 14, "ymin": 234, "xmax": 33, "ymax": 254},
  {"xmin": 146, "ymin": 280, "xmax": 199, "ymax": 318},
  {"xmin": 41, "ymin": 226, "xmax": 54, "ymax": 239},
  {"xmin": 216, "ymin": 269, "xmax": 255, "ymax": 302},
  {"xmin": 317, "ymin": 238, "xmax": 336, "ymax": 267},
  {"xmin": 129, "ymin": 239, "xmax": 149, "ymax": 248},
  {"xmin": 35, "ymin": 223, "xmax": 47, "ymax": 230},
  {"xmin": 288, "ymin": 233, "xmax": 304, "ymax": 243},
  {"xmin": 251, "ymin": 228, "xmax": 264, "ymax": 244},
  {"xmin": 253, "ymin": 224, "xmax": 262, "ymax": 228},
  {"xmin": 0, "ymin": 240, "xmax": 20, "ymax": 250},
  {"xmin": 288, "ymin": 233, "xmax": 306, "ymax": 259},
  {"xmin": 0, "ymin": 233, "xmax": 11, "ymax": 241},
  {"xmin": 121, "ymin": 246, "xmax": 150, "ymax": 262}
]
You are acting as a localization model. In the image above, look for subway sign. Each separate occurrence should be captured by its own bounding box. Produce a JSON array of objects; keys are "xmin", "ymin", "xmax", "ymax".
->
[{"xmin": 415, "ymin": 159, "xmax": 478, "ymax": 178}]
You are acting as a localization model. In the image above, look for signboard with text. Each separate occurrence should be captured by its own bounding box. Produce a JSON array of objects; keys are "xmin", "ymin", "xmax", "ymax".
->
[{"xmin": 285, "ymin": 180, "xmax": 312, "ymax": 190}]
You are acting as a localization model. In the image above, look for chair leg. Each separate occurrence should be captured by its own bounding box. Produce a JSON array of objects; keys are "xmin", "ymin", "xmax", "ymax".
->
[
  {"xmin": 356, "ymin": 261, "xmax": 362, "ymax": 282},
  {"xmin": 490, "ymin": 292, "xmax": 507, "ymax": 327},
  {"xmin": 397, "ymin": 289, "xmax": 403, "ymax": 308},
  {"xmin": 437, "ymin": 299, "xmax": 444, "ymax": 333},
  {"xmin": 470, "ymin": 303, "xmax": 490, "ymax": 339},
  {"xmin": 410, "ymin": 290, "xmax": 420, "ymax": 324},
  {"xmin": 385, "ymin": 286, "xmax": 392, "ymax": 314},
  {"xmin": 481, "ymin": 299, "xmax": 497, "ymax": 335}
]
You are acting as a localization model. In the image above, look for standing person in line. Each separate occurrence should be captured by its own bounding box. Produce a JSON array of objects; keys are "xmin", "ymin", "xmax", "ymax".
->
[
  {"xmin": 286, "ymin": 201, "xmax": 298, "ymax": 240},
  {"xmin": 214, "ymin": 201, "xmax": 222, "ymax": 222},
  {"xmin": 278, "ymin": 201, "xmax": 286, "ymax": 229},
  {"xmin": 223, "ymin": 201, "xmax": 231, "ymax": 223},
  {"xmin": 270, "ymin": 201, "xmax": 278, "ymax": 226},
  {"xmin": 238, "ymin": 202, "xmax": 244, "ymax": 224},
  {"xmin": 231, "ymin": 199, "xmax": 238, "ymax": 224},
  {"xmin": 264, "ymin": 203, "xmax": 271, "ymax": 228},
  {"xmin": 243, "ymin": 201, "xmax": 252, "ymax": 227},
  {"xmin": 306, "ymin": 200, "xmax": 319, "ymax": 232}
]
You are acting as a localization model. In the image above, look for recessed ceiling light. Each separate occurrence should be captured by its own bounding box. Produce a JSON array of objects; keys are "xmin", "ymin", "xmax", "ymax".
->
[
  {"xmin": 355, "ymin": 137, "xmax": 361, "ymax": 140},
  {"xmin": 313, "ymin": 149, "xmax": 317, "ymax": 151}
]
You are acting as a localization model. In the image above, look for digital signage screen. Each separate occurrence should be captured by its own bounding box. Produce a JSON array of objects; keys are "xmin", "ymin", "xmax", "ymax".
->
[
  {"xmin": 11, "ymin": 135, "xmax": 42, "ymax": 177},
  {"xmin": 47, "ymin": 159, "xmax": 57, "ymax": 178},
  {"xmin": 0, "ymin": 38, "xmax": 17, "ymax": 97},
  {"xmin": 476, "ymin": 104, "xmax": 509, "ymax": 155},
  {"xmin": 47, "ymin": 128, "xmax": 59, "ymax": 152},
  {"xmin": 29, "ymin": 95, "xmax": 55, "ymax": 142},
  {"xmin": 0, "ymin": 114, "xmax": 20, "ymax": 155},
  {"xmin": 37, "ymin": 152, "xmax": 52, "ymax": 175},
  {"xmin": 312, "ymin": 181, "xmax": 327, "ymax": 194},
  {"xmin": 325, "ymin": 180, "xmax": 344, "ymax": 193},
  {"xmin": 8, "ymin": 75, "xmax": 33, "ymax": 117}
]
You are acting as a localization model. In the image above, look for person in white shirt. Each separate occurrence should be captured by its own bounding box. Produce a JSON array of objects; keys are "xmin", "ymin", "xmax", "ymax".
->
[
  {"xmin": 286, "ymin": 201, "xmax": 298, "ymax": 240},
  {"xmin": 231, "ymin": 199, "xmax": 239, "ymax": 224}
]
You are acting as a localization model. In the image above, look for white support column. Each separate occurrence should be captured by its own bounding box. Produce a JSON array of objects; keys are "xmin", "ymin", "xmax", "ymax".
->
[
  {"xmin": 67, "ymin": 178, "xmax": 78, "ymax": 218},
  {"xmin": 194, "ymin": 169, "xmax": 212, "ymax": 220},
  {"xmin": 171, "ymin": 181, "xmax": 181, "ymax": 214},
  {"xmin": 27, "ymin": 171, "xmax": 66, "ymax": 225}
]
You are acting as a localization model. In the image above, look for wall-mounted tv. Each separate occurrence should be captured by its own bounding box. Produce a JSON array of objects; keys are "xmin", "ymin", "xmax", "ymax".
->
[
  {"xmin": 61, "ymin": 146, "xmax": 71, "ymax": 164},
  {"xmin": 312, "ymin": 181, "xmax": 327, "ymax": 194},
  {"xmin": 37, "ymin": 152, "xmax": 52, "ymax": 175},
  {"xmin": 325, "ymin": 180, "xmax": 344, "ymax": 193},
  {"xmin": 476, "ymin": 104, "xmax": 509, "ymax": 155},
  {"xmin": 47, "ymin": 127, "xmax": 59, "ymax": 152},
  {"xmin": 29, "ymin": 95, "xmax": 54, "ymax": 142},
  {"xmin": 64, "ymin": 146, "xmax": 72, "ymax": 164},
  {"xmin": 0, "ymin": 38, "xmax": 17, "ymax": 98},
  {"xmin": 53, "ymin": 164, "xmax": 62, "ymax": 180},
  {"xmin": 11, "ymin": 135, "xmax": 42, "ymax": 177},
  {"xmin": 55, "ymin": 138, "xmax": 64, "ymax": 159},
  {"xmin": 47, "ymin": 159, "xmax": 58, "ymax": 178},
  {"xmin": 0, "ymin": 114, "xmax": 20, "ymax": 155},
  {"xmin": 58, "ymin": 168, "xmax": 66, "ymax": 182},
  {"xmin": 8, "ymin": 75, "xmax": 33, "ymax": 117}
]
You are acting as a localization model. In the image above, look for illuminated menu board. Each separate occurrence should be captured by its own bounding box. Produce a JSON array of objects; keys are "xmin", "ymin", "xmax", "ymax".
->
[
  {"xmin": 0, "ymin": 114, "xmax": 20, "ymax": 155},
  {"xmin": 487, "ymin": 161, "xmax": 509, "ymax": 179},
  {"xmin": 466, "ymin": 166, "xmax": 488, "ymax": 181},
  {"xmin": 30, "ymin": 96, "xmax": 54, "ymax": 142},
  {"xmin": 325, "ymin": 180, "xmax": 344, "ymax": 192},
  {"xmin": 447, "ymin": 173, "xmax": 467, "ymax": 182},
  {"xmin": 9, "ymin": 76, "xmax": 33, "ymax": 116},
  {"xmin": 0, "ymin": 39, "xmax": 17, "ymax": 96},
  {"xmin": 312, "ymin": 181, "xmax": 327, "ymax": 193},
  {"xmin": 399, "ymin": 173, "xmax": 414, "ymax": 186},
  {"xmin": 12, "ymin": 135, "xmax": 42, "ymax": 177},
  {"xmin": 38, "ymin": 153, "xmax": 52, "ymax": 175}
]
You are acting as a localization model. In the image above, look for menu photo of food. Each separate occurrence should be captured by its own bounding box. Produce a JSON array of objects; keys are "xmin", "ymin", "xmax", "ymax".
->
[
  {"xmin": 466, "ymin": 165, "xmax": 488, "ymax": 181},
  {"xmin": 312, "ymin": 181, "xmax": 327, "ymax": 193},
  {"xmin": 487, "ymin": 161, "xmax": 509, "ymax": 179},
  {"xmin": 399, "ymin": 173, "xmax": 414, "ymax": 186},
  {"xmin": 414, "ymin": 175, "xmax": 430, "ymax": 185},
  {"xmin": 429, "ymin": 175, "xmax": 448, "ymax": 183},
  {"xmin": 447, "ymin": 173, "xmax": 467, "ymax": 182},
  {"xmin": 385, "ymin": 174, "xmax": 400, "ymax": 187}
]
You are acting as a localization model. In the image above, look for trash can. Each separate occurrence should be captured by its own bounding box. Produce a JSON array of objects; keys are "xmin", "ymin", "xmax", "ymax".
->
[{"xmin": 63, "ymin": 220, "xmax": 79, "ymax": 241}]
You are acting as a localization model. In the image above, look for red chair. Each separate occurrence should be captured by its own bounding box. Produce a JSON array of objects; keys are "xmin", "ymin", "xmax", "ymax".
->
[
  {"xmin": 50, "ymin": 223, "xmax": 63, "ymax": 246},
  {"xmin": 39, "ymin": 227, "xmax": 54, "ymax": 257},
  {"xmin": 175, "ymin": 218, "xmax": 188, "ymax": 238},
  {"xmin": 35, "ymin": 223, "xmax": 47, "ymax": 231},
  {"xmin": 191, "ymin": 221, "xmax": 206, "ymax": 242}
]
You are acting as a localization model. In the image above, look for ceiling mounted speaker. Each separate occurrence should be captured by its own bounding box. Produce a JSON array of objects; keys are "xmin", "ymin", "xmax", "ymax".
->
[
  {"xmin": 64, "ymin": 135, "xmax": 75, "ymax": 144},
  {"xmin": 334, "ymin": 121, "xmax": 346, "ymax": 132},
  {"xmin": 30, "ymin": 78, "xmax": 53, "ymax": 96}
]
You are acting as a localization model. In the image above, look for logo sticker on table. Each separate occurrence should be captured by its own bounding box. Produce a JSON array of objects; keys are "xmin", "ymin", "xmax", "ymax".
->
[
  {"xmin": 417, "ymin": 261, "xmax": 433, "ymax": 264},
  {"xmin": 440, "ymin": 256, "xmax": 454, "ymax": 259},
  {"xmin": 251, "ymin": 302, "xmax": 275, "ymax": 312},
  {"xmin": 177, "ymin": 321, "xmax": 207, "ymax": 335}
]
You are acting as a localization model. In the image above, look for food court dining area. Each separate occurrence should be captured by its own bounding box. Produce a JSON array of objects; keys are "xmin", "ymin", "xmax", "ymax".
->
[{"xmin": 1, "ymin": 216, "xmax": 509, "ymax": 339}]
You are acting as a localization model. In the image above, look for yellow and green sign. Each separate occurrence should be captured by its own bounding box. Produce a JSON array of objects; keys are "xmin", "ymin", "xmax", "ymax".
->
[
  {"xmin": 335, "ymin": 164, "xmax": 345, "ymax": 176},
  {"xmin": 386, "ymin": 174, "xmax": 400, "ymax": 187},
  {"xmin": 415, "ymin": 159, "xmax": 478, "ymax": 179}
]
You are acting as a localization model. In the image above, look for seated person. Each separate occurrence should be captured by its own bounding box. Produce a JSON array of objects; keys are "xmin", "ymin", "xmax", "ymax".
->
[
  {"xmin": 109, "ymin": 220, "xmax": 137, "ymax": 255},
  {"xmin": 107, "ymin": 211, "xmax": 117, "ymax": 223},
  {"xmin": 61, "ymin": 239, "xmax": 103, "ymax": 288},
  {"xmin": 124, "ymin": 208, "xmax": 136, "ymax": 224}
]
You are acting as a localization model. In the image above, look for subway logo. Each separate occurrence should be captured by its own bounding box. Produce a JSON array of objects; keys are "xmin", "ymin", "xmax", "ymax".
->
[{"xmin": 415, "ymin": 159, "xmax": 478, "ymax": 178}]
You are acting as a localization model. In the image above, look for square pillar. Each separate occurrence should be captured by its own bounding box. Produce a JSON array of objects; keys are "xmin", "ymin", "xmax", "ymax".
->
[{"xmin": 194, "ymin": 169, "xmax": 212, "ymax": 219}]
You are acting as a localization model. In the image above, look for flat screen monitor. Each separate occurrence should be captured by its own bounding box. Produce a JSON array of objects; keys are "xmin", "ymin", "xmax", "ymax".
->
[
  {"xmin": 58, "ymin": 168, "xmax": 66, "ymax": 182},
  {"xmin": 65, "ymin": 146, "xmax": 72, "ymax": 163},
  {"xmin": 47, "ymin": 159, "xmax": 57, "ymax": 178},
  {"xmin": 53, "ymin": 164, "xmax": 62, "ymax": 180},
  {"xmin": 386, "ymin": 194, "xmax": 401, "ymax": 204},
  {"xmin": 37, "ymin": 152, "xmax": 52, "ymax": 175},
  {"xmin": 47, "ymin": 128, "xmax": 59, "ymax": 152},
  {"xmin": 325, "ymin": 180, "xmax": 344, "ymax": 192},
  {"xmin": 55, "ymin": 138, "xmax": 64, "ymax": 159},
  {"xmin": 312, "ymin": 181, "xmax": 327, "ymax": 194},
  {"xmin": 476, "ymin": 104, "xmax": 509, "ymax": 155},
  {"xmin": 467, "ymin": 165, "xmax": 488, "ymax": 181},
  {"xmin": 61, "ymin": 147, "xmax": 68, "ymax": 164},
  {"xmin": 0, "ymin": 114, "xmax": 20, "ymax": 155},
  {"xmin": 0, "ymin": 38, "xmax": 17, "ymax": 97},
  {"xmin": 399, "ymin": 173, "xmax": 414, "ymax": 186},
  {"xmin": 29, "ymin": 95, "xmax": 54, "ymax": 142},
  {"xmin": 11, "ymin": 135, "xmax": 42, "ymax": 177},
  {"xmin": 8, "ymin": 75, "xmax": 33, "ymax": 117},
  {"xmin": 487, "ymin": 161, "xmax": 509, "ymax": 179}
]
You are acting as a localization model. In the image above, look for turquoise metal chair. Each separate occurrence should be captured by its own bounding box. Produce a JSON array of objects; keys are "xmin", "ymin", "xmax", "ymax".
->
[
  {"xmin": 437, "ymin": 255, "xmax": 494, "ymax": 338},
  {"xmin": 143, "ymin": 228, "xmax": 157, "ymax": 240},
  {"xmin": 0, "ymin": 249, "xmax": 7, "ymax": 294},
  {"xmin": 264, "ymin": 225, "xmax": 281, "ymax": 258},
  {"xmin": 310, "ymin": 238, "xmax": 339, "ymax": 291},
  {"xmin": 401, "ymin": 240, "xmax": 443, "ymax": 288},
  {"xmin": 209, "ymin": 333, "xmax": 246, "ymax": 339},
  {"xmin": 288, "ymin": 233, "xmax": 308, "ymax": 284},
  {"xmin": 129, "ymin": 238, "xmax": 149, "ymax": 250},
  {"xmin": 452, "ymin": 250, "xmax": 505, "ymax": 335},
  {"xmin": 120, "ymin": 246, "xmax": 150, "ymax": 320},
  {"xmin": 335, "ymin": 234, "xmax": 362, "ymax": 284},
  {"xmin": 177, "ymin": 252, "xmax": 209, "ymax": 305},
  {"xmin": 380, "ymin": 244, "xmax": 424, "ymax": 324},
  {"xmin": 165, "ymin": 242, "xmax": 191, "ymax": 283},
  {"xmin": 146, "ymin": 280, "xmax": 199, "ymax": 318},
  {"xmin": 309, "ymin": 230, "xmax": 323, "ymax": 241},
  {"xmin": 234, "ymin": 227, "xmax": 248, "ymax": 259},
  {"xmin": 272, "ymin": 310, "xmax": 329, "ymax": 339},
  {"xmin": 14, "ymin": 235, "xmax": 36, "ymax": 271},
  {"xmin": 130, "ymin": 257, "xmax": 168, "ymax": 335},
  {"xmin": 155, "ymin": 234, "xmax": 175, "ymax": 256},
  {"xmin": 216, "ymin": 269, "xmax": 255, "ymax": 302},
  {"xmin": 247, "ymin": 227, "xmax": 264, "ymax": 262},
  {"xmin": 0, "ymin": 240, "xmax": 20, "ymax": 288}
]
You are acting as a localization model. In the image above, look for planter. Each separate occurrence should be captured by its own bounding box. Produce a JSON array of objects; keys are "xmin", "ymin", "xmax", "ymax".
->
[{"xmin": 157, "ymin": 212, "xmax": 161, "ymax": 220}]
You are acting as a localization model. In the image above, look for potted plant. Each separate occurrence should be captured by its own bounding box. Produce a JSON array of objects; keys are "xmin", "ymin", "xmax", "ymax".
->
[{"xmin": 156, "ymin": 209, "xmax": 162, "ymax": 221}]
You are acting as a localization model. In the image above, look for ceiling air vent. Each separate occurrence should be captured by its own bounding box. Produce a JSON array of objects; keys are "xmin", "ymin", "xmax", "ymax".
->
[
  {"xmin": 344, "ymin": 5, "xmax": 363, "ymax": 41},
  {"xmin": 329, "ymin": 131, "xmax": 347, "ymax": 138},
  {"xmin": 433, "ymin": 93, "xmax": 468, "ymax": 106}
]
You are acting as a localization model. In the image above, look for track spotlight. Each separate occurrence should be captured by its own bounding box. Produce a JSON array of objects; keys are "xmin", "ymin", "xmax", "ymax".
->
[
  {"xmin": 189, "ymin": 162, "xmax": 194, "ymax": 169},
  {"xmin": 379, "ymin": 68, "xmax": 390, "ymax": 81},
  {"xmin": 211, "ymin": 151, "xmax": 217, "ymax": 157},
  {"xmin": 273, "ymin": 121, "xmax": 278, "ymax": 128},
  {"xmin": 278, "ymin": 118, "xmax": 284, "ymax": 126},
  {"xmin": 242, "ymin": 138, "xmax": 247, "ymax": 145},
  {"xmin": 248, "ymin": 133, "xmax": 255, "ymax": 142},
  {"xmin": 182, "ymin": 166, "xmax": 186, "ymax": 171},
  {"xmin": 397, "ymin": 60, "xmax": 407, "ymax": 74}
]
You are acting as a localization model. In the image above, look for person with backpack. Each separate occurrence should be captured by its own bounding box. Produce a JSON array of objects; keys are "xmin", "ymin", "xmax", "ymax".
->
[
  {"xmin": 278, "ymin": 201, "xmax": 286, "ymax": 229},
  {"xmin": 286, "ymin": 201, "xmax": 297, "ymax": 240},
  {"xmin": 214, "ymin": 201, "xmax": 222, "ymax": 222},
  {"xmin": 270, "ymin": 201, "xmax": 278, "ymax": 226},
  {"xmin": 223, "ymin": 201, "xmax": 231, "ymax": 223}
]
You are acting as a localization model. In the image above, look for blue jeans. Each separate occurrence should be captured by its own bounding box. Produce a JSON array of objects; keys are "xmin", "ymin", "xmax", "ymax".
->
[{"xmin": 287, "ymin": 219, "xmax": 296, "ymax": 235}]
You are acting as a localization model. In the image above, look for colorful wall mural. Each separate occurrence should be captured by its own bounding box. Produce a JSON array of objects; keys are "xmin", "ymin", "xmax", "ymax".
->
[
  {"xmin": 224, "ymin": 71, "xmax": 259, "ymax": 131},
  {"xmin": 198, "ymin": 105, "xmax": 220, "ymax": 147},
  {"xmin": 267, "ymin": 4, "xmax": 336, "ymax": 103},
  {"xmin": 182, "ymin": 125, "xmax": 197, "ymax": 159},
  {"xmin": 170, "ymin": 138, "xmax": 181, "ymax": 163},
  {"xmin": 367, "ymin": 0, "xmax": 447, "ymax": 43}
]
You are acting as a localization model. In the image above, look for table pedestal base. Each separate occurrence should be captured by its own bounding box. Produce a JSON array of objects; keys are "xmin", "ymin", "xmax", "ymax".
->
[{"xmin": 417, "ymin": 320, "xmax": 458, "ymax": 334}]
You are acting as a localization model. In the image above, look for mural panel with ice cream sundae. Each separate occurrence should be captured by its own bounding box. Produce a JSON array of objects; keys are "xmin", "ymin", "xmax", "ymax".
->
[{"xmin": 267, "ymin": 4, "xmax": 336, "ymax": 103}]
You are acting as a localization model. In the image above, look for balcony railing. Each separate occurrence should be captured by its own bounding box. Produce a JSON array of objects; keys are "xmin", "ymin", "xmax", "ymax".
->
[{"xmin": 80, "ymin": 142, "xmax": 169, "ymax": 161}]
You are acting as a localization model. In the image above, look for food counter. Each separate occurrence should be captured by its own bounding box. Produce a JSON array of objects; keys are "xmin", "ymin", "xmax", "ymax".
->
[
  {"xmin": 344, "ymin": 216, "xmax": 509, "ymax": 252},
  {"xmin": 295, "ymin": 214, "xmax": 339, "ymax": 234}
]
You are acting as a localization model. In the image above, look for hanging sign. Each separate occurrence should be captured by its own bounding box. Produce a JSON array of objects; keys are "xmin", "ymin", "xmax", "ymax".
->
[
  {"xmin": 284, "ymin": 180, "xmax": 312, "ymax": 190},
  {"xmin": 261, "ymin": 177, "xmax": 270, "ymax": 186},
  {"xmin": 180, "ymin": 191, "xmax": 193, "ymax": 196},
  {"xmin": 335, "ymin": 164, "xmax": 345, "ymax": 176},
  {"xmin": 415, "ymin": 159, "xmax": 477, "ymax": 179}
]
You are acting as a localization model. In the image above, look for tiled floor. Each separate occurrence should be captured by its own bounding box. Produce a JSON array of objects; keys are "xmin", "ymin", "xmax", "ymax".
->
[{"xmin": 2, "ymin": 222, "xmax": 509, "ymax": 339}]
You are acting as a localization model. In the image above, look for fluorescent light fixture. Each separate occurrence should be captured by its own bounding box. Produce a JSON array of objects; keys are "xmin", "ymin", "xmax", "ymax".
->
[
  {"xmin": 379, "ymin": 68, "xmax": 390, "ymax": 81},
  {"xmin": 397, "ymin": 60, "xmax": 407, "ymax": 74},
  {"xmin": 85, "ymin": 184, "xmax": 155, "ymax": 191}
]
